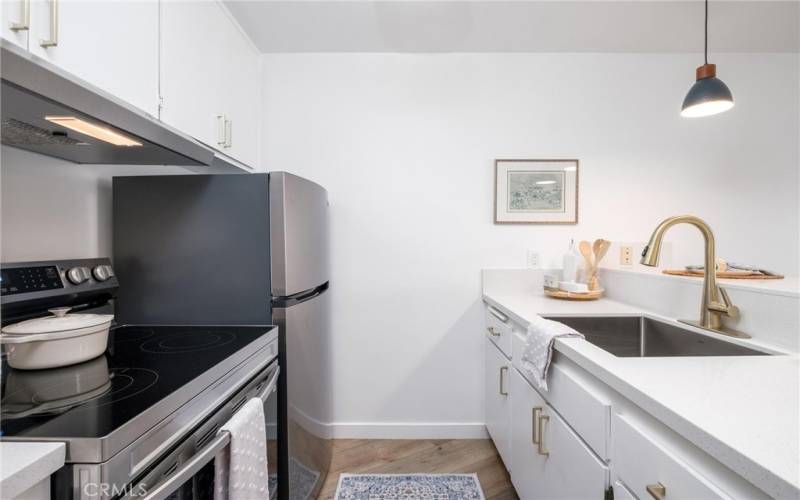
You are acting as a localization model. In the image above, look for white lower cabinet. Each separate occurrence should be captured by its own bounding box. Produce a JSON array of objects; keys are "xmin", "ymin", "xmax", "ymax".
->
[
  {"xmin": 612, "ymin": 411, "xmax": 731, "ymax": 500},
  {"xmin": 485, "ymin": 336, "xmax": 512, "ymax": 470},
  {"xmin": 510, "ymin": 368, "xmax": 608, "ymax": 499},
  {"xmin": 484, "ymin": 301, "xmax": 770, "ymax": 500}
]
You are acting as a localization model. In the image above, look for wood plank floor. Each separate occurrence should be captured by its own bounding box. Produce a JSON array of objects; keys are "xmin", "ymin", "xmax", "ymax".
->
[{"xmin": 317, "ymin": 439, "xmax": 518, "ymax": 499}]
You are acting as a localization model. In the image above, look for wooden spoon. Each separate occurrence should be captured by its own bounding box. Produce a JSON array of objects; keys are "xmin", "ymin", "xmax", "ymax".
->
[
  {"xmin": 593, "ymin": 239, "xmax": 611, "ymax": 264},
  {"xmin": 589, "ymin": 239, "xmax": 612, "ymax": 290},
  {"xmin": 578, "ymin": 240, "xmax": 594, "ymax": 276}
]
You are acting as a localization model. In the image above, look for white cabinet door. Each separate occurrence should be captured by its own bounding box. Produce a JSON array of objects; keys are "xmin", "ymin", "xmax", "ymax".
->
[
  {"xmin": 511, "ymin": 368, "xmax": 608, "ymax": 499},
  {"xmin": 509, "ymin": 345, "xmax": 609, "ymax": 499},
  {"xmin": 485, "ymin": 336, "xmax": 512, "ymax": 470},
  {"xmin": 510, "ymin": 367, "xmax": 547, "ymax": 499},
  {"xmin": 160, "ymin": 1, "xmax": 227, "ymax": 149},
  {"xmin": 220, "ymin": 21, "xmax": 260, "ymax": 168},
  {"xmin": 537, "ymin": 403, "xmax": 609, "ymax": 499},
  {"xmin": 27, "ymin": 0, "xmax": 159, "ymax": 116},
  {"xmin": 160, "ymin": 1, "xmax": 259, "ymax": 167},
  {"xmin": 2, "ymin": 0, "xmax": 30, "ymax": 49}
]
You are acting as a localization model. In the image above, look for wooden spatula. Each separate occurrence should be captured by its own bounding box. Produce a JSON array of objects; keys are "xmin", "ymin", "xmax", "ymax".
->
[
  {"xmin": 593, "ymin": 239, "xmax": 611, "ymax": 264},
  {"xmin": 588, "ymin": 239, "xmax": 611, "ymax": 290},
  {"xmin": 578, "ymin": 240, "xmax": 594, "ymax": 281}
]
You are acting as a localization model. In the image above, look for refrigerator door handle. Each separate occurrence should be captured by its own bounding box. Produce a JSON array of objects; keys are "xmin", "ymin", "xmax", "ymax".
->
[{"xmin": 272, "ymin": 282, "xmax": 329, "ymax": 307}]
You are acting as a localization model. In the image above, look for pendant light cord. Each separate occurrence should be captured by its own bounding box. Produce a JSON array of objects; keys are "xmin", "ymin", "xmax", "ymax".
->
[{"xmin": 704, "ymin": 0, "xmax": 709, "ymax": 64}]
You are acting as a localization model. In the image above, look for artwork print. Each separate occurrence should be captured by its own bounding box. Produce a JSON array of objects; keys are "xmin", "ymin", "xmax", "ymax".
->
[
  {"xmin": 494, "ymin": 159, "xmax": 578, "ymax": 224},
  {"xmin": 507, "ymin": 171, "xmax": 565, "ymax": 212}
]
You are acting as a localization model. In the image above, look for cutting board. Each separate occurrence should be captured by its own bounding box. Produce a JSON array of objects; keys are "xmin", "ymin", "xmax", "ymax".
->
[{"xmin": 663, "ymin": 270, "xmax": 784, "ymax": 280}]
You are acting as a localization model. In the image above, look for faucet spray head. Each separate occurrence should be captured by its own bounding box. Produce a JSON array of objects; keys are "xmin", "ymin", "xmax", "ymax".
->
[{"xmin": 640, "ymin": 240, "xmax": 662, "ymax": 267}]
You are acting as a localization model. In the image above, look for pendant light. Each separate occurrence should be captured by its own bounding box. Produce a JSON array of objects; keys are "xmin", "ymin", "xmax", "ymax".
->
[{"xmin": 680, "ymin": 0, "xmax": 734, "ymax": 118}]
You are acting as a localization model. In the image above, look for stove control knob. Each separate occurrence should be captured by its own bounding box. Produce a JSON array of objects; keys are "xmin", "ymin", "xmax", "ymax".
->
[
  {"xmin": 66, "ymin": 267, "xmax": 91, "ymax": 285},
  {"xmin": 92, "ymin": 265, "xmax": 114, "ymax": 282}
]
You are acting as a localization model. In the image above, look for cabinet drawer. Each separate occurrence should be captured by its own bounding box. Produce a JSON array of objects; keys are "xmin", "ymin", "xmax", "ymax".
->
[
  {"xmin": 485, "ymin": 305, "xmax": 512, "ymax": 358},
  {"xmin": 513, "ymin": 332, "xmax": 611, "ymax": 460},
  {"xmin": 612, "ymin": 412, "xmax": 729, "ymax": 500}
]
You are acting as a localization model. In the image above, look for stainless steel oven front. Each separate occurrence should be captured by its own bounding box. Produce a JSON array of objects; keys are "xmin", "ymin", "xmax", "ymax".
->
[{"xmin": 118, "ymin": 360, "xmax": 280, "ymax": 500}]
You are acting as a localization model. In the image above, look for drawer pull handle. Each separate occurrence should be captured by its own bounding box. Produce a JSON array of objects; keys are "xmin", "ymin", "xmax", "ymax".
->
[
  {"xmin": 532, "ymin": 407, "xmax": 542, "ymax": 444},
  {"xmin": 537, "ymin": 414, "xmax": 550, "ymax": 456},
  {"xmin": 646, "ymin": 483, "xmax": 666, "ymax": 500},
  {"xmin": 487, "ymin": 327, "xmax": 501, "ymax": 337},
  {"xmin": 9, "ymin": 0, "xmax": 30, "ymax": 32},
  {"xmin": 499, "ymin": 366, "xmax": 508, "ymax": 396},
  {"xmin": 216, "ymin": 115, "xmax": 226, "ymax": 146},
  {"xmin": 39, "ymin": 0, "xmax": 59, "ymax": 48},
  {"xmin": 487, "ymin": 306, "xmax": 508, "ymax": 322}
]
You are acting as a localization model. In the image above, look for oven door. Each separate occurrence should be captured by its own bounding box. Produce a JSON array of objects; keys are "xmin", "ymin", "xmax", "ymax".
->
[{"xmin": 119, "ymin": 361, "xmax": 280, "ymax": 500}]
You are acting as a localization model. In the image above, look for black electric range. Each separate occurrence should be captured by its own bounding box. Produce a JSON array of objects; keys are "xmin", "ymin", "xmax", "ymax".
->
[
  {"xmin": 1, "ymin": 325, "xmax": 276, "ymax": 445},
  {"xmin": 1, "ymin": 259, "xmax": 280, "ymax": 499}
]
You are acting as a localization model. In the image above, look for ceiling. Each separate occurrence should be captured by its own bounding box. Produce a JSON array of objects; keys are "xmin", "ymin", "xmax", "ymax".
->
[{"xmin": 223, "ymin": 0, "xmax": 799, "ymax": 53}]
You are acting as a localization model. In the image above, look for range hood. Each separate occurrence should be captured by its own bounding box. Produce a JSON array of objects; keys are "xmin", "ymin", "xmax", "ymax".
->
[{"xmin": 1, "ymin": 41, "xmax": 248, "ymax": 172}]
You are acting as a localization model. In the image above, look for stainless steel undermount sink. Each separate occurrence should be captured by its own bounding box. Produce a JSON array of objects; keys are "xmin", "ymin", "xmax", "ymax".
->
[{"xmin": 544, "ymin": 316, "xmax": 771, "ymax": 357}]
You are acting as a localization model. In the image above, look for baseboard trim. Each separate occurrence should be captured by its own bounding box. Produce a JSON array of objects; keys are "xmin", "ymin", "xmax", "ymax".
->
[{"xmin": 329, "ymin": 422, "xmax": 489, "ymax": 439}]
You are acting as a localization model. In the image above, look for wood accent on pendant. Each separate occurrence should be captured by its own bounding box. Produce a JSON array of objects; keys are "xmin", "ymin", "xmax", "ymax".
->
[{"xmin": 696, "ymin": 63, "xmax": 717, "ymax": 80}]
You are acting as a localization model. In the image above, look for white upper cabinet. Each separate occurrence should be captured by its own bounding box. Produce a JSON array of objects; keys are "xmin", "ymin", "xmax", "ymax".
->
[
  {"xmin": 160, "ymin": 1, "xmax": 260, "ymax": 168},
  {"xmin": 2, "ymin": 0, "xmax": 31, "ymax": 49},
  {"xmin": 25, "ymin": 0, "xmax": 160, "ymax": 117}
]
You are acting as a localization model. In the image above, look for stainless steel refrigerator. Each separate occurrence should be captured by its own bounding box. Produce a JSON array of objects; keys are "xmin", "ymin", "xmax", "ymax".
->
[{"xmin": 113, "ymin": 172, "xmax": 332, "ymax": 500}]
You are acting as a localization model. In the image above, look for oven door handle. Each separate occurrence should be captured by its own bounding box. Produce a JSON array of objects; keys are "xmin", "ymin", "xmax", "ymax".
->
[
  {"xmin": 140, "ymin": 431, "xmax": 231, "ymax": 500},
  {"xmin": 138, "ymin": 365, "xmax": 279, "ymax": 500},
  {"xmin": 256, "ymin": 365, "xmax": 280, "ymax": 402}
]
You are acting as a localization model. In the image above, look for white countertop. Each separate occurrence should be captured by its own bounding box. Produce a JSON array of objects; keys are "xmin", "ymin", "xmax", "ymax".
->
[
  {"xmin": 483, "ymin": 285, "xmax": 800, "ymax": 499},
  {"xmin": 0, "ymin": 442, "xmax": 65, "ymax": 499}
]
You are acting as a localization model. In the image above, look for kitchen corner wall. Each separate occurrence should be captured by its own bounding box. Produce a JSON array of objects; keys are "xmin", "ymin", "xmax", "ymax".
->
[{"xmin": 259, "ymin": 52, "xmax": 799, "ymax": 437}]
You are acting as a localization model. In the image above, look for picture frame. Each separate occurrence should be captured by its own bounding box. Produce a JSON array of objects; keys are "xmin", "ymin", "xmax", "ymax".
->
[{"xmin": 494, "ymin": 159, "xmax": 579, "ymax": 224}]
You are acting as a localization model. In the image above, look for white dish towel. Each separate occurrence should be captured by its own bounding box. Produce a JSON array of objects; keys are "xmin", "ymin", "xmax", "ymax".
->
[
  {"xmin": 214, "ymin": 398, "xmax": 270, "ymax": 500},
  {"xmin": 521, "ymin": 315, "xmax": 584, "ymax": 391}
]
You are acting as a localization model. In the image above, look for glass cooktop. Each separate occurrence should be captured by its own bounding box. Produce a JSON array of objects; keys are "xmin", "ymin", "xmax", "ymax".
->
[{"xmin": 1, "ymin": 325, "xmax": 274, "ymax": 440}]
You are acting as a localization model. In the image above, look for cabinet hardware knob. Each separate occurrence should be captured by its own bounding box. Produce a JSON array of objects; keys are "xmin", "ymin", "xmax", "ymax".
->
[
  {"xmin": 532, "ymin": 407, "xmax": 543, "ymax": 444},
  {"xmin": 646, "ymin": 483, "xmax": 666, "ymax": 500},
  {"xmin": 9, "ymin": 0, "xmax": 30, "ymax": 32},
  {"xmin": 537, "ymin": 414, "xmax": 550, "ymax": 456},
  {"xmin": 499, "ymin": 366, "xmax": 508, "ymax": 396},
  {"xmin": 39, "ymin": 0, "xmax": 59, "ymax": 48},
  {"xmin": 487, "ymin": 327, "xmax": 500, "ymax": 337}
]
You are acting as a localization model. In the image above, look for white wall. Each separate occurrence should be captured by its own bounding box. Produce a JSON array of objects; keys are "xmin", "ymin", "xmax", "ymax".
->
[
  {"xmin": 1, "ymin": 147, "xmax": 188, "ymax": 262},
  {"xmin": 259, "ymin": 52, "xmax": 799, "ymax": 436}
]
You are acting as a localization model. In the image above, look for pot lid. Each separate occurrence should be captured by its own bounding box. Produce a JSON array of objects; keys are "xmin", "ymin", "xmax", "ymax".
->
[{"xmin": 1, "ymin": 308, "xmax": 114, "ymax": 335}]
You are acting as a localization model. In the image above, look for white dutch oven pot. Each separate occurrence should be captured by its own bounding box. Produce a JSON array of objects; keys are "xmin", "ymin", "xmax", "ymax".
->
[{"xmin": 1, "ymin": 307, "xmax": 113, "ymax": 370}]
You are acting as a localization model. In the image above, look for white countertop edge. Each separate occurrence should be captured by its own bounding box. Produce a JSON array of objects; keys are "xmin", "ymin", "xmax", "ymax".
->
[
  {"xmin": 553, "ymin": 339, "xmax": 798, "ymax": 499},
  {"xmin": 482, "ymin": 292, "xmax": 799, "ymax": 498},
  {"xmin": 1, "ymin": 442, "xmax": 66, "ymax": 499}
]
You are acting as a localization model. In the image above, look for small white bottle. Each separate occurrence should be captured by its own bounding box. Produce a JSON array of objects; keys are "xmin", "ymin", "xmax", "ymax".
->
[{"xmin": 562, "ymin": 239, "xmax": 578, "ymax": 282}]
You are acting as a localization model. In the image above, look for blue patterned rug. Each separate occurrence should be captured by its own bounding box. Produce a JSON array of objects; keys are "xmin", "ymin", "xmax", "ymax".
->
[{"xmin": 334, "ymin": 473, "xmax": 485, "ymax": 500}]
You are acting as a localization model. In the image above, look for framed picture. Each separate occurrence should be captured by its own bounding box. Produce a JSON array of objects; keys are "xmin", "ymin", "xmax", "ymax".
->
[{"xmin": 494, "ymin": 159, "xmax": 579, "ymax": 224}]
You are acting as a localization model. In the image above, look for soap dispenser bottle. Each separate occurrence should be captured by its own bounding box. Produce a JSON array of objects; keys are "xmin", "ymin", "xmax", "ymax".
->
[{"xmin": 563, "ymin": 239, "xmax": 578, "ymax": 282}]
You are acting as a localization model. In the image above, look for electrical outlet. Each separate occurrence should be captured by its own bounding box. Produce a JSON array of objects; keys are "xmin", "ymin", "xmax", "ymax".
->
[
  {"xmin": 527, "ymin": 250, "xmax": 540, "ymax": 269},
  {"xmin": 620, "ymin": 245, "xmax": 633, "ymax": 266}
]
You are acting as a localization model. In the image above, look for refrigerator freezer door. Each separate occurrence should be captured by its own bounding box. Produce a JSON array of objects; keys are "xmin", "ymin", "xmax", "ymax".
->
[
  {"xmin": 270, "ymin": 172, "xmax": 330, "ymax": 297},
  {"xmin": 273, "ymin": 289, "xmax": 332, "ymax": 500}
]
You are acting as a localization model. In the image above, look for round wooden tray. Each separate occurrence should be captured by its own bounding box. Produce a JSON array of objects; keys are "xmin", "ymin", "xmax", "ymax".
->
[{"xmin": 544, "ymin": 288, "xmax": 604, "ymax": 301}]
